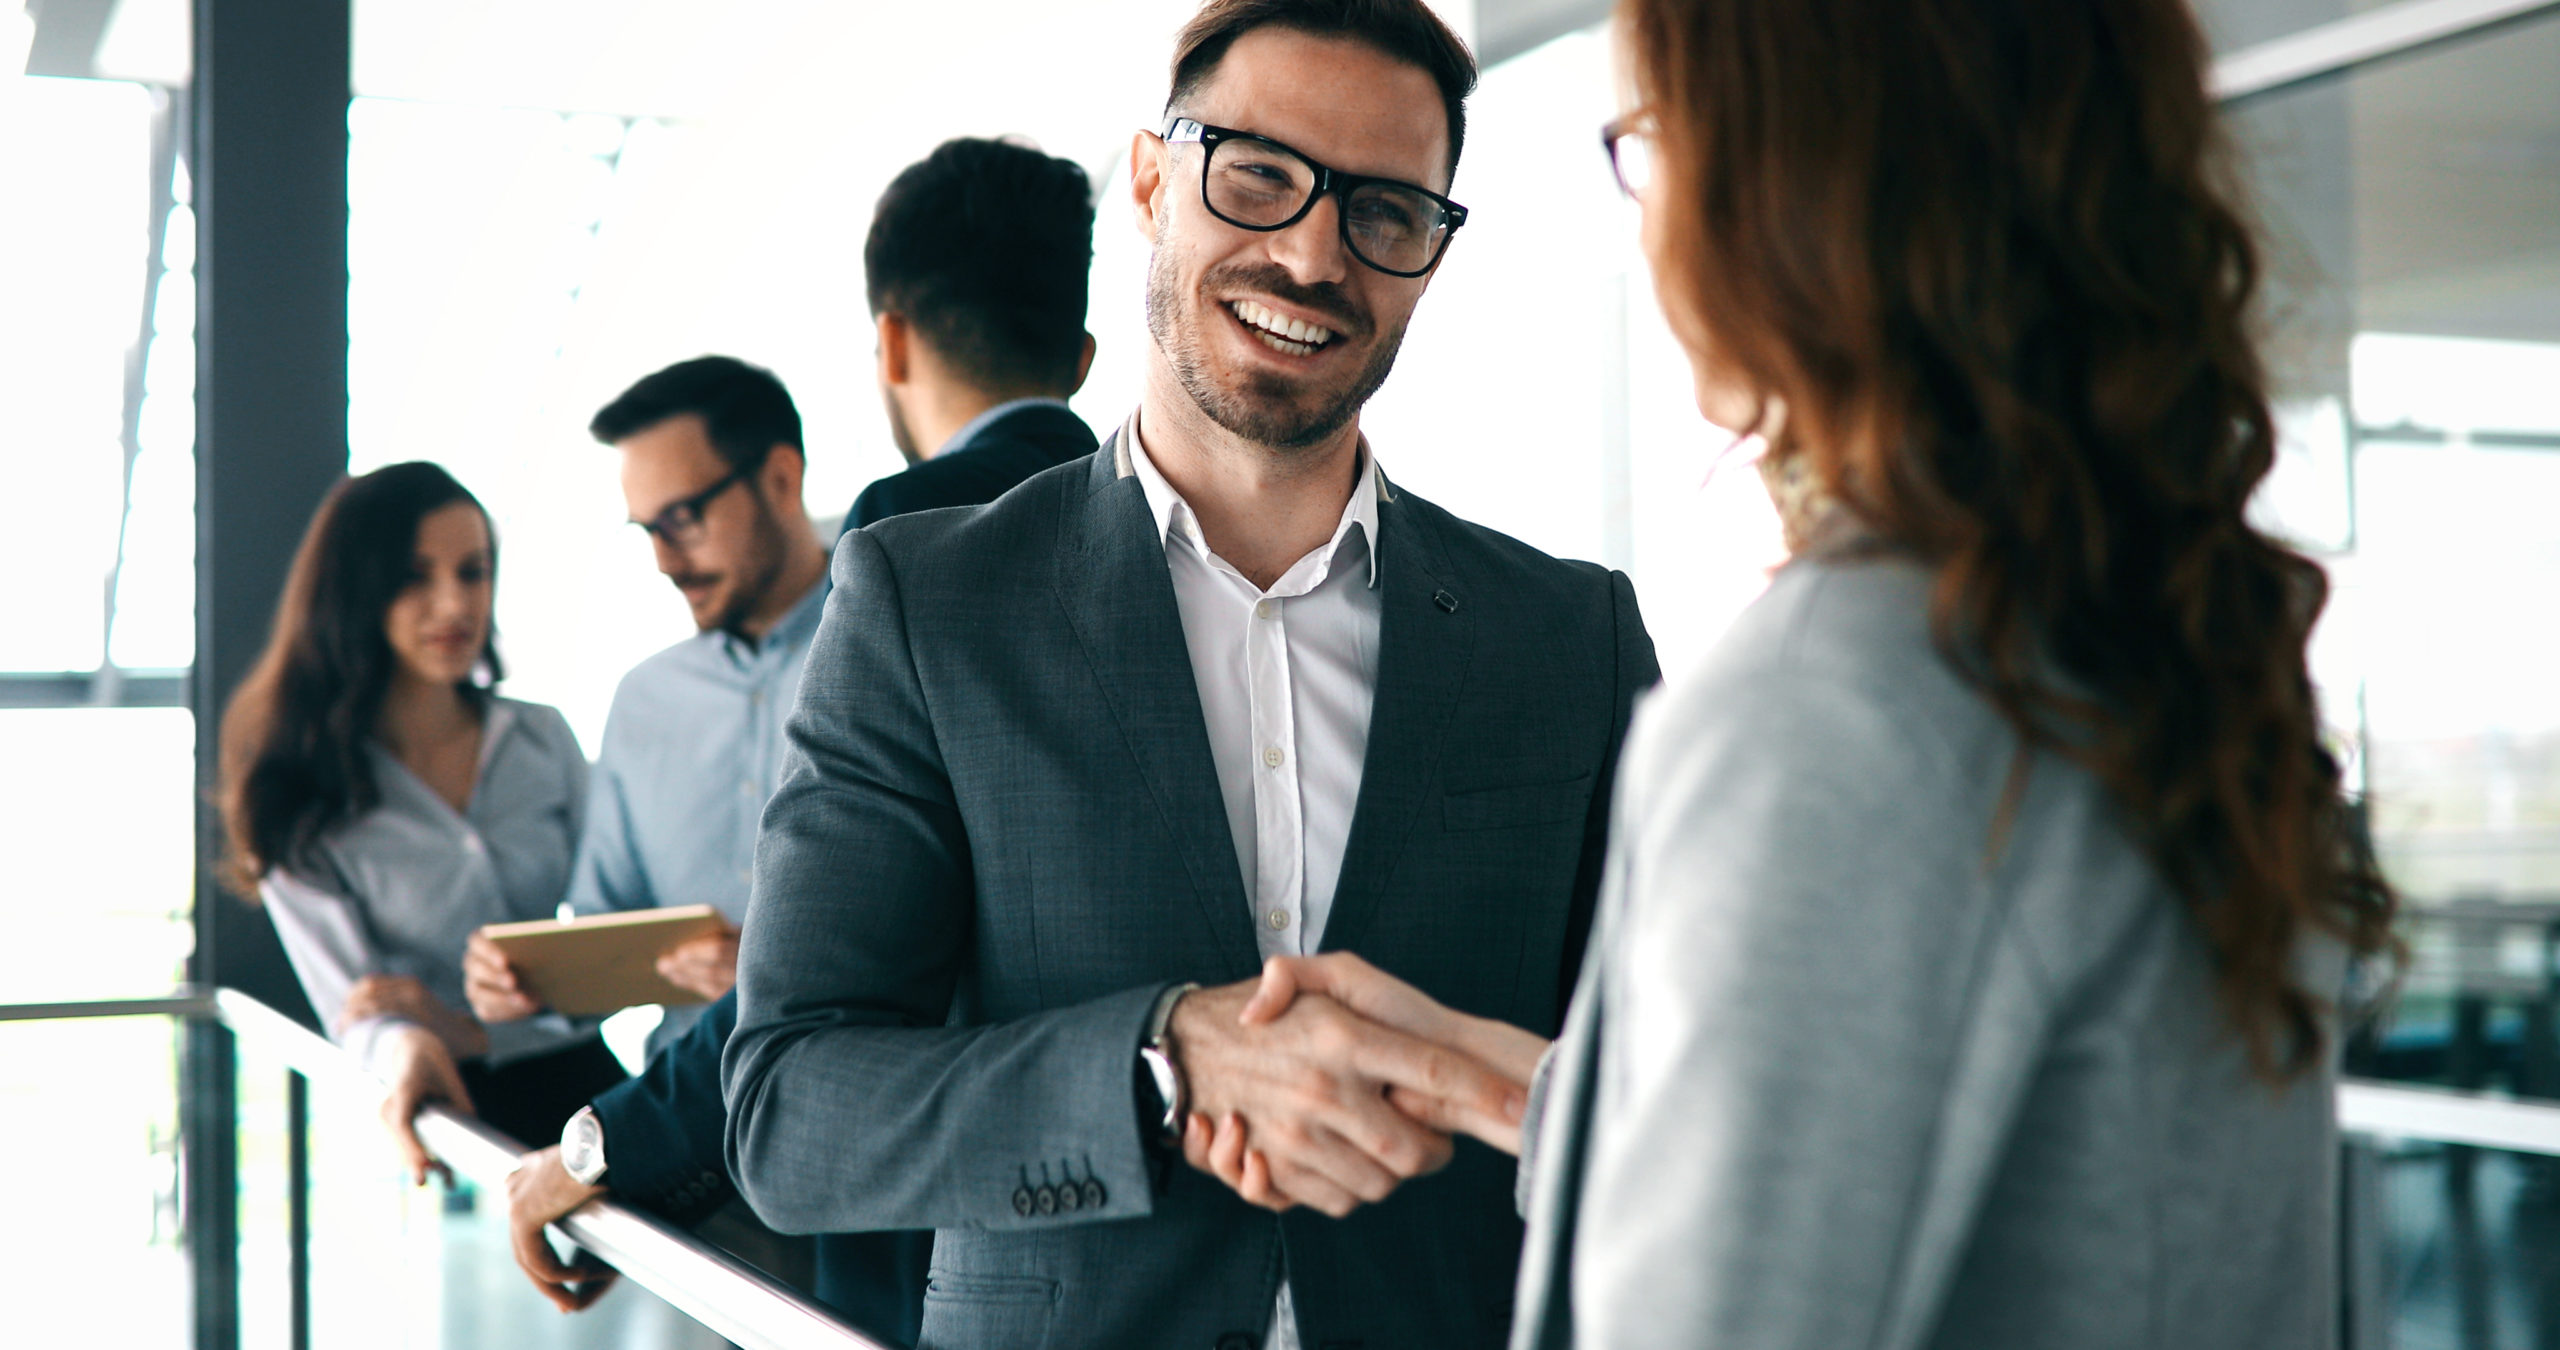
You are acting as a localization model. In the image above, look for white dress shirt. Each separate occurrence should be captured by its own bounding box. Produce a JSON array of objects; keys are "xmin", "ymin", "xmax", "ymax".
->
[{"xmin": 1127, "ymin": 419, "xmax": 1382, "ymax": 1350}]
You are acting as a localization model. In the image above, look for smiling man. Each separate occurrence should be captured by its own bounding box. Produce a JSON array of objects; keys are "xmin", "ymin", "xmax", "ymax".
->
[{"xmin": 724, "ymin": 3, "xmax": 1657, "ymax": 1348}]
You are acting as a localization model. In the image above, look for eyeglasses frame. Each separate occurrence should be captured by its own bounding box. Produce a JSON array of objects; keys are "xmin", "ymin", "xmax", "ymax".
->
[
  {"xmin": 1161, "ymin": 117, "xmax": 1470, "ymax": 279},
  {"xmin": 1600, "ymin": 113, "xmax": 1654, "ymax": 199},
  {"xmin": 633, "ymin": 463, "xmax": 755, "ymax": 546}
]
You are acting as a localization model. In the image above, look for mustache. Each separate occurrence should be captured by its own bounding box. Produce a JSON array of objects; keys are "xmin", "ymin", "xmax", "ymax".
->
[
  {"xmin": 669, "ymin": 573, "xmax": 720, "ymax": 591},
  {"xmin": 1206, "ymin": 261, "xmax": 1369, "ymax": 338}
]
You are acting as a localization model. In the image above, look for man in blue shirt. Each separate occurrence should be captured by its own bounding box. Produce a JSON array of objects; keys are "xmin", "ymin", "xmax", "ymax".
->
[{"xmin": 435, "ymin": 138, "xmax": 1102, "ymax": 1347}]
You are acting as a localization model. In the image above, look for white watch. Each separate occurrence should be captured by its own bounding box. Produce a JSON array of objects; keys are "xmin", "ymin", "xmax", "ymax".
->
[{"xmin": 561, "ymin": 1105, "xmax": 608, "ymax": 1186}]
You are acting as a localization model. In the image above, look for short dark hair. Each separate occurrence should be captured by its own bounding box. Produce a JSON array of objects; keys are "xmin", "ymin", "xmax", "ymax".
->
[
  {"xmin": 864, "ymin": 138, "xmax": 1096, "ymax": 396},
  {"xmin": 1166, "ymin": 0, "xmax": 1477, "ymax": 183},
  {"xmin": 588, "ymin": 355, "xmax": 804, "ymax": 472}
]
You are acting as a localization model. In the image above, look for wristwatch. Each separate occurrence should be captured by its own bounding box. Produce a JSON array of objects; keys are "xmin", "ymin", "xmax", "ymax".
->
[
  {"xmin": 560, "ymin": 1105, "xmax": 608, "ymax": 1186},
  {"xmin": 1138, "ymin": 982, "xmax": 1200, "ymax": 1145}
]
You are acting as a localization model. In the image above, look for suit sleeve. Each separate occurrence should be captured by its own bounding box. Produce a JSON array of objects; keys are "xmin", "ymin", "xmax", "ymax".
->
[
  {"xmin": 588, "ymin": 988, "xmax": 738, "ymax": 1224},
  {"xmin": 723, "ymin": 525, "xmax": 1167, "ymax": 1235}
]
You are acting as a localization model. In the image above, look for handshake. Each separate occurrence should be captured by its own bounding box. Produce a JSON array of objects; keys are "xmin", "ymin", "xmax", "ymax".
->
[{"xmin": 1168, "ymin": 953, "xmax": 1551, "ymax": 1218}]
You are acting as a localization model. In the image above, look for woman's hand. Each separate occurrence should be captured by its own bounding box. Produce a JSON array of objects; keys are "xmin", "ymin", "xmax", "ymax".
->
[
  {"xmin": 1242, "ymin": 953, "xmax": 1551, "ymax": 1106},
  {"xmin": 375, "ymin": 1024, "xmax": 476, "ymax": 1187},
  {"xmin": 344, "ymin": 974, "xmax": 489, "ymax": 1058},
  {"xmin": 464, "ymin": 932, "xmax": 543, "ymax": 1023}
]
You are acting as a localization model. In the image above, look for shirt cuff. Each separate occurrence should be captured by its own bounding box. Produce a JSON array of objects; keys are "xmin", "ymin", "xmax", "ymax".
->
[{"xmin": 341, "ymin": 1014, "xmax": 425, "ymax": 1079}]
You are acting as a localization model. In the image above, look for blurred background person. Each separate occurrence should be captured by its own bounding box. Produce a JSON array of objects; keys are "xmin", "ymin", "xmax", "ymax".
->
[
  {"xmin": 853, "ymin": 135, "xmax": 1102, "ymax": 527},
  {"xmin": 465, "ymin": 354, "xmax": 827, "ymax": 1046},
  {"xmin": 1223, "ymin": 0, "xmax": 2404, "ymax": 1345},
  {"xmin": 218, "ymin": 460, "xmax": 623, "ymax": 1175},
  {"xmin": 487, "ymin": 136, "xmax": 1102, "ymax": 1341}
]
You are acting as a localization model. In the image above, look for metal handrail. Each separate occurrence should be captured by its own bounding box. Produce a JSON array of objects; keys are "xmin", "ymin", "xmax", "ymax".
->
[
  {"xmin": 2211, "ymin": 0, "xmax": 2560, "ymax": 100},
  {"xmin": 2, "ymin": 989, "xmax": 885, "ymax": 1350}
]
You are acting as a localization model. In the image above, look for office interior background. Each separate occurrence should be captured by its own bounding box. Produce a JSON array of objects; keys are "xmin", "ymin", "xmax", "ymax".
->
[{"xmin": 0, "ymin": 0, "xmax": 2553, "ymax": 1345}]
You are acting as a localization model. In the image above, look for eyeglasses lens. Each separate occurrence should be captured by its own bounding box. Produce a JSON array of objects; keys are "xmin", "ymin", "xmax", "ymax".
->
[
  {"xmin": 1204, "ymin": 136, "xmax": 1450, "ymax": 275},
  {"xmin": 1612, "ymin": 131, "xmax": 1656, "ymax": 198}
]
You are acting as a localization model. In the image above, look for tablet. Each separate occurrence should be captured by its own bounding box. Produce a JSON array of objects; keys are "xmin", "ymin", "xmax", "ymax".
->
[{"xmin": 478, "ymin": 905, "xmax": 728, "ymax": 1017}]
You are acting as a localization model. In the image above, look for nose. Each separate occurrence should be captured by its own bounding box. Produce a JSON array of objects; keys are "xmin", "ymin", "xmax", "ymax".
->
[
  {"xmin": 1265, "ymin": 191, "xmax": 1353, "ymax": 287},
  {"xmin": 650, "ymin": 530, "xmax": 688, "ymax": 575}
]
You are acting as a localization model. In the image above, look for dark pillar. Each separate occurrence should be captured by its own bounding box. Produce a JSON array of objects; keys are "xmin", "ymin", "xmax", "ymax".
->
[{"xmin": 186, "ymin": 3, "xmax": 350, "ymax": 1348}]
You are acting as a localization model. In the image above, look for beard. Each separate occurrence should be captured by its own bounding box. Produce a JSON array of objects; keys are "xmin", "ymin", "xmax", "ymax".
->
[
  {"xmin": 1146, "ymin": 249, "xmax": 1408, "ymax": 453},
  {"xmin": 671, "ymin": 495, "xmax": 792, "ymax": 637}
]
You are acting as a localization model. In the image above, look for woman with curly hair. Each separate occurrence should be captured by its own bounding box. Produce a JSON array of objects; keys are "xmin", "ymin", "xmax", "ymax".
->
[{"xmin": 1210, "ymin": 0, "xmax": 2398, "ymax": 1344}]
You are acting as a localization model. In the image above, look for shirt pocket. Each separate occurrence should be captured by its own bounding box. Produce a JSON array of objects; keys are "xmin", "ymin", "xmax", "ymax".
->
[{"xmin": 1441, "ymin": 773, "xmax": 1591, "ymax": 832}]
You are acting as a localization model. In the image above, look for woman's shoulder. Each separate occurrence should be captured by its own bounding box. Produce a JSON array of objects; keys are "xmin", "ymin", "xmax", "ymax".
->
[{"xmin": 488, "ymin": 696, "xmax": 585, "ymax": 762}]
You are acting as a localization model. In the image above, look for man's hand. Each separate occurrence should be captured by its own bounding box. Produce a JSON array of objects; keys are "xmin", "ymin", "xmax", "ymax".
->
[
  {"xmin": 345, "ymin": 974, "xmax": 489, "ymax": 1059},
  {"xmin": 1242, "ymin": 952, "xmax": 1550, "ymax": 1143},
  {"xmin": 465, "ymin": 931, "xmax": 542, "ymax": 1023},
  {"xmin": 654, "ymin": 924, "xmax": 741, "ymax": 1002},
  {"xmin": 1168, "ymin": 979, "xmax": 1526, "ymax": 1219},
  {"xmin": 506, "ymin": 1146, "xmax": 618, "ymax": 1312},
  {"xmin": 375, "ymin": 1025, "xmax": 475, "ymax": 1187}
]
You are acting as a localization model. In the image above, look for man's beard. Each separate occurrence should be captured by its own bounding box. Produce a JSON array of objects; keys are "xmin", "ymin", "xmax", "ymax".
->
[
  {"xmin": 673, "ymin": 497, "xmax": 792, "ymax": 637},
  {"xmin": 882, "ymin": 385, "xmax": 925, "ymax": 466},
  {"xmin": 1146, "ymin": 251, "xmax": 1406, "ymax": 453}
]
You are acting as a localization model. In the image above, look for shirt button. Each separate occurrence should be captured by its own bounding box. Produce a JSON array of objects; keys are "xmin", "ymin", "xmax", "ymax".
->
[
  {"xmin": 1254, "ymin": 599, "xmax": 1277, "ymax": 620},
  {"xmin": 1262, "ymin": 745, "xmax": 1284, "ymax": 769},
  {"xmin": 1267, "ymin": 908, "xmax": 1291, "ymax": 931}
]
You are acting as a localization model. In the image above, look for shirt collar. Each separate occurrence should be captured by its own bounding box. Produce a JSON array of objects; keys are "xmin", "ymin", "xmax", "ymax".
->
[
  {"xmin": 715, "ymin": 573, "xmax": 830, "ymax": 665},
  {"xmin": 939, "ymin": 397, "xmax": 1075, "ymax": 460},
  {"xmin": 1122, "ymin": 410, "xmax": 1383, "ymax": 590}
]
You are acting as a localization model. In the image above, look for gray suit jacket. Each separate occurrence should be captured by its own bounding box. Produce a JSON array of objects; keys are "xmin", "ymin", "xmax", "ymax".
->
[
  {"xmin": 1514, "ymin": 555, "xmax": 2341, "ymax": 1350},
  {"xmin": 727, "ymin": 439, "xmax": 1657, "ymax": 1350}
]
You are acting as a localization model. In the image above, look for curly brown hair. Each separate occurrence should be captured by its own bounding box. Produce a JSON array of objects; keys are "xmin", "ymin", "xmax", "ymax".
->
[{"xmin": 1620, "ymin": 0, "xmax": 2397, "ymax": 1078}]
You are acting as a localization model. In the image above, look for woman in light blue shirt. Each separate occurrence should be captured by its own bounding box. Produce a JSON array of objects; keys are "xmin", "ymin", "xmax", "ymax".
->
[{"xmin": 218, "ymin": 461, "xmax": 624, "ymax": 1162}]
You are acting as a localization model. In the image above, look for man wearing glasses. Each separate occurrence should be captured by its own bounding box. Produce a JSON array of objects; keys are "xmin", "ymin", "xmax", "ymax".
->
[{"xmin": 725, "ymin": 1, "xmax": 1655, "ymax": 1347}]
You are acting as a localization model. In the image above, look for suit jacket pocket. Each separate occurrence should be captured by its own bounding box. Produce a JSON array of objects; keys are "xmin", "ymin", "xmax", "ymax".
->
[
  {"xmin": 1441, "ymin": 774, "xmax": 1591, "ymax": 832},
  {"xmin": 925, "ymin": 1271, "xmax": 1060, "ymax": 1305}
]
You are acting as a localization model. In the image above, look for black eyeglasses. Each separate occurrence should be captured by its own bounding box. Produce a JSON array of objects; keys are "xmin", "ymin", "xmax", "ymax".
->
[
  {"xmin": 1162, "ymin": 118, "xmax": 1468, "ymax": 278},
  {"xmin": 1601, "ymin": 114, "xmax": 1656, "ymax": 199},
  {"xmin": 632, "ymin": 466, "xmax": 751, "ymax": 546}
]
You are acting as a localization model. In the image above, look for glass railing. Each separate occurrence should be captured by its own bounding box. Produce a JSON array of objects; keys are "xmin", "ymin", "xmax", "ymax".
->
[
  {"xmin": 11, "ymin": 988, "xmax": 2560, "ymax": 1349},
  {"xmin": 0, "ymin": 989, "xmax": 886, "ymax": 1350}
]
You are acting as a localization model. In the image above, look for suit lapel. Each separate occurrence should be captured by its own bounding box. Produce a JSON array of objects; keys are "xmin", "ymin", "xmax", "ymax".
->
[
  {"xmin": 1054, "ymin": 437, "xmax": 1261, "ymax": 976},
  {"xmin": 1322, "ymin": 484, "xmax": 1474, "ymax": 956}
]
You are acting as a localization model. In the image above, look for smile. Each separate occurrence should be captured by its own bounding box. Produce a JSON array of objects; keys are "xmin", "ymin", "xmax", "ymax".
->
[{"xmin": 1226, "ymin": 299, "xmax": 1338, "ymax": 357}]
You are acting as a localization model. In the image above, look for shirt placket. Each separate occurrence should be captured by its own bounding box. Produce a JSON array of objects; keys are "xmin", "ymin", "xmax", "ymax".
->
[{"xmin": 1247, "ymin": 586, "xmax": 1305, "ymax": 958}]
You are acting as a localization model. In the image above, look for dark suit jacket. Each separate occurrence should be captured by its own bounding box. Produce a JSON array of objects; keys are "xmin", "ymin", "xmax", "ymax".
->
[
  {"xmin": 727, "ymin": 434, "xmax": 1658, "ymax": 1350},
  {"xmin": 587, "ymin": 402, "xmax": 1102, "ymax": 1349},
  {"xmin": 846, "ymin": 401, "xmax": 1099, "ymax": 532}
]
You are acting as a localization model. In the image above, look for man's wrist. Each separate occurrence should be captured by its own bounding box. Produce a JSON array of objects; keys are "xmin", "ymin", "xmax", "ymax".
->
[
  {"xmin": 560, "ymin": 1105, "xmax": 609, "ymax": 1186},
  {"xmin": 1137, "ymin": 982, "xmax": 1199, "ymax": 1145}
]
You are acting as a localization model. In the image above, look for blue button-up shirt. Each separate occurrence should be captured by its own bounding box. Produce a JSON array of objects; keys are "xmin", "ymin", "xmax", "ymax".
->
[{"xmin": 566, "ymin": 579, "xmax": 828, "ymax": 1033}]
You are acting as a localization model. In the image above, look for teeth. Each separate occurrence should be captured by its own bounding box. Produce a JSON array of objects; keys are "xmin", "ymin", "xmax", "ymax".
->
[{"xmin": 1231, "ymin": 299, "xmax": 1335, "ymax": 350}]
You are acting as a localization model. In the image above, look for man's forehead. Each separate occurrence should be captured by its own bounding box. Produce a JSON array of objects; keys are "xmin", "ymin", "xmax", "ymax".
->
[{"xmin": 1181, "ymin": 28, "xmax": 1452, "ymax": 188}]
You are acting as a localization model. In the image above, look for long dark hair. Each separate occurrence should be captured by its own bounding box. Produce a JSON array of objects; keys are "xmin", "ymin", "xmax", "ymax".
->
[
  {"xmin": 219, "ymin": 462, "xmax": 502, "ymax": 896},
  {"xmin": 1621, "ymin": 0, "xmax": 2396, "ymax": 1078}
]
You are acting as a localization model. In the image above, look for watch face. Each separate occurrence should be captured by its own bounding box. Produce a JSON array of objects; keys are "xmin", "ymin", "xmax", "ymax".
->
[{"xmin": 562, "ymin": 1109, "xmax": 605, "ymax": 1183}]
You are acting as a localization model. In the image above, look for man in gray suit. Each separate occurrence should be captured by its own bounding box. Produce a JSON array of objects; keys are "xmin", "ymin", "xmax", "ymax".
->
[{"xmin": 724, "ymin": 1, "xmax": 1656, "ymax": 1345}]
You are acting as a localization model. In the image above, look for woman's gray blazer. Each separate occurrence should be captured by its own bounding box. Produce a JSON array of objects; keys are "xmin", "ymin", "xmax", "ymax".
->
[{"xmin": 1514, "ymin": 555, "xmax": 2342, "ymax": 1350}]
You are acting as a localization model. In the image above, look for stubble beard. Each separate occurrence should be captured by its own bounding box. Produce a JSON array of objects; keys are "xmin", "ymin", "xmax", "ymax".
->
[
  {"xmin": 1145, "ymin": 246, "xmax": 1407, "ymax": 455},
  {"xmin": 706, "ymin": 496, "xmax": 793, "ymax": 638}
]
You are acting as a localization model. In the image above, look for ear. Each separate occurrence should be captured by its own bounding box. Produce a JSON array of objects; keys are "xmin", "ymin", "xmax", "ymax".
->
[
  {"xmin": 1129, "ymin": 128, "xmax": 1168, "ymax": 245},
  {"xmin": 1070, "ymin": 333, "xmax": 1098, "ymax": 396},
  {"xmin": 877, "ymin": 313, "xmax": 911, "ymax": 387},
  {"xmin": 760, "ymin": 443, "xmax": 806, "ymax": 506}
]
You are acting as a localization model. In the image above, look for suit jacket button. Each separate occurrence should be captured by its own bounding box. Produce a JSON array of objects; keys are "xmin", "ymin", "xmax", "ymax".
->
[
  {"xmin": 1057, "ymin": 1180, "xmax": 1083, "ymax": 1212},
  {"xmin": 1035, "ymin": 1185, "xmax": 1058, "ymax": 1215},
  {"xmin": 1013, "ymin": 1187, "xmax": 1035, "ymax": 1216},
  {"xmin": 1081, "ymin": 1178, "xmax": 1106, "ymax": 1209}
]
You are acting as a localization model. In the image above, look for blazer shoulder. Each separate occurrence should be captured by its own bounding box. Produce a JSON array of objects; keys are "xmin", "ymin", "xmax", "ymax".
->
[
  {"xmin": 1388, "ymin": 482, "xmax": 1619, "ymax": 600},
  {"xmin": 850, "ymin": 452, "xmax": 1096, "ymax": 579}
]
